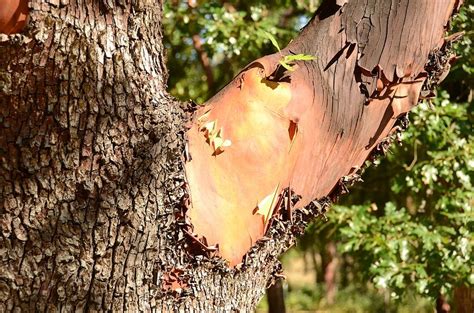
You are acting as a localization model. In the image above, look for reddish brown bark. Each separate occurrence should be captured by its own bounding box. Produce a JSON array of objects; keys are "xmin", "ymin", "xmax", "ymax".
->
[
  {"xmin": 453, "ymin": 285, "xmax": 474, "ymax": 313},
  {"xmin": 324, "ymin": 242, "xmax": 338, "ymax": 304},
  {"xmin": 185, "ymin": 0, "xmax": 462, "ymax": 265}
]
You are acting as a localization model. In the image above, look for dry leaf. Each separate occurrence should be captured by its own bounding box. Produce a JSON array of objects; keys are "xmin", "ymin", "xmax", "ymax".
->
[
  {"xmin": 211, "ymin": 130, "xmax": 232, "ymax": 150},
  {"xmin": 255, "ymin": 184, "xmax": 280, "ymax": 223},
  {"xmin": 197, "ymin": 109, "xmax": 211, "ymax": 124}
]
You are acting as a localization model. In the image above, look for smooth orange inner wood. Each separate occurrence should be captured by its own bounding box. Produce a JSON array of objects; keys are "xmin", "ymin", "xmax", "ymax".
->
[
  {"xmin": 0, "ymin": 0, "xmax": 28, "ymax": 34},
  {"xmin": 185, "ymin": 63, "xmax": 298, "ymax": 265},
  {"xmin": 185, "ymin": 53, "xmax": 425, "ymax": 266}
]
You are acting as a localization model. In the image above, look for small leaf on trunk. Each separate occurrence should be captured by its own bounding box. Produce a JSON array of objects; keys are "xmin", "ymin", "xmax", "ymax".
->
[{"xmin": 254, "ymin": 185, "xmax": 280, "ymax": 224}]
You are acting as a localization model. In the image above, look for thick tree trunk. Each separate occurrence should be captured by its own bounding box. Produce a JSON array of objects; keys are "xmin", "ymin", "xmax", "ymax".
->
[
  {"xmin": 0, "ymin": 0, "xmax": 461, "ymax": 311},
  {"xmin": 0, "ymin": 1, "xmax": 275, "ymax": 311}
]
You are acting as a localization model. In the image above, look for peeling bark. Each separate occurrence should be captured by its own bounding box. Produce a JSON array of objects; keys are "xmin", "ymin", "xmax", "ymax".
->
[
  {"xmin": 0, "ymin": 0, "xmax": 461, "ymax": 311},
  {"xmin": 185, "ymin": 0, "xmax": 462, "ymax": 265}
]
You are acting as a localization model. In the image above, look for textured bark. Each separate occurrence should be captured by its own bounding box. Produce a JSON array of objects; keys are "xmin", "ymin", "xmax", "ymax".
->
[
  {"xmin": 266, "ymin": 279, "xmax": 286, "ymax": 313},
  {"xmin": 0, "ymin": 0, "xmax": 461, "ymax": 311}
]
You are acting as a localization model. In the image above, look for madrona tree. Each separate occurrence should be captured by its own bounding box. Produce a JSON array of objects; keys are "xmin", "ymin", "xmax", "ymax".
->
[{"xmin": 0, "ymin": 0, "xmax": 462, "ymax": 311}]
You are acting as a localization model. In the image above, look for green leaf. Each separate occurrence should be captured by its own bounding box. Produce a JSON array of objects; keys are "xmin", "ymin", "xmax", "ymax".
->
[
  {"xmin": 279, "ymin": 60, "xmax": 295, "ymax": 71},
  {"xmin": 284, "ymin": 53, "xmax": 316, "ymax": 62},
  {"xmin": 262, "ymin": 31, "xmax": 281, "ymax": 52}
]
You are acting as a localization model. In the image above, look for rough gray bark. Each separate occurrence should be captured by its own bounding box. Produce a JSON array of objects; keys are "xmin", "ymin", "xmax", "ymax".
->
[{"xmin": 0, "ymin": 0, "xmax": 460, "ymax": 312}]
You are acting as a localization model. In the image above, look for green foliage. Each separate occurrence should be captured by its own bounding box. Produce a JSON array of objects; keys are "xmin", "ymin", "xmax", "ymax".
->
[
  {"xmin": 279, "ymin": 53, "xmax": 316, "ymax": 71},
  {"xmin": 330, "ymin": 200, "xmax": 472, "ymax": 298},
  {"xmin": 444, "ymin": 3, "xmax": 474, "ymax": 102},
  {"xmin": 262, "ymin": 31, "xmax": 316, "ymax": 71}
]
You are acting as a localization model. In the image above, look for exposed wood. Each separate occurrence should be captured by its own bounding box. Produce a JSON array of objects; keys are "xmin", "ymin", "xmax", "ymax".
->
[
  {"xmin": 0, "ymin": 0, "xmax": 28, "ymax": 34},
  {"xmin": 185, "ymin": 0, "xmax": 462, "ymax": 265}
]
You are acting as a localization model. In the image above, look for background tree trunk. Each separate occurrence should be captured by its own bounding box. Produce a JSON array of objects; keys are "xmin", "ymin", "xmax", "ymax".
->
[
  {"xmin": 266, "ymin": 279, "xmax": 286, "ymax": 313},
  {"xmin": 453, "ymin": 285, "xmax": 473, "ymax": 313},
  {"xmin": 0, "ymin": 0, "xmax": 460, "ymax": 311},
  {"xmin": 436, "ymin": 294, "xmax": 451, "ymax": 313},
  {"xmin": 324, "ymin": 242, "xmax": 338, "ymax": 305}
]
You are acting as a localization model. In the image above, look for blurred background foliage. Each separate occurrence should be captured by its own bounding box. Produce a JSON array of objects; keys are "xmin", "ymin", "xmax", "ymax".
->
[{"xmin": 163, "ymin": 1, "xmax": 473, "ymax": 312}]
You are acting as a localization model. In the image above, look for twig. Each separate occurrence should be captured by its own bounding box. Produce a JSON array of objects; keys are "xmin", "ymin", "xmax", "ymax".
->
[{"xmin": 192, "ymin": 34, "xmax": 214, "ymax": 91}]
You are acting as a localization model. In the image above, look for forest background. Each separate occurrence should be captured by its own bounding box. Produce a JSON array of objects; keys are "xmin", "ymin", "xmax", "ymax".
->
[{"xmin": 163, "ymin": 1, "xmax": 473, "ymax": 311}]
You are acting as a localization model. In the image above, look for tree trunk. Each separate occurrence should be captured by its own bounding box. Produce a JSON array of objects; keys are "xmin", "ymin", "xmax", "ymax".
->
[
  {"xmin": 436, "ymin": 294, "xmax": 451, "ymax": 313},
  {"xmin": 453, "ymin": 285, "xmax": 473, "ymax": 313},
  {"xmin": 266, "ymin": 279, "xmax": 286, "ymax": 313},
  {"xmin": 0, "ymin": 0, "xmax": 461, "ymax": 311},
  {"xmin": 324, "ymin": 242, "xmax": 338, "ymax": 305}
]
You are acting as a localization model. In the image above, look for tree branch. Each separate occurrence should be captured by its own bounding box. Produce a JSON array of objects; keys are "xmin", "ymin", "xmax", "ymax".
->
[
  {"xmin": 192, "ymin": 34, "xmax": 215, "ymax": 91},
  {"xmin": 184, "ymin": 0, "xmax": 463, "ymax": 266}
]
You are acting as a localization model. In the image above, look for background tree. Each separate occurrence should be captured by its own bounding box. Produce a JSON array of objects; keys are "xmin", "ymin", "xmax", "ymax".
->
[{"xmin": 0, "ymin": 0, "xmax": 464, "ymax": 312}]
